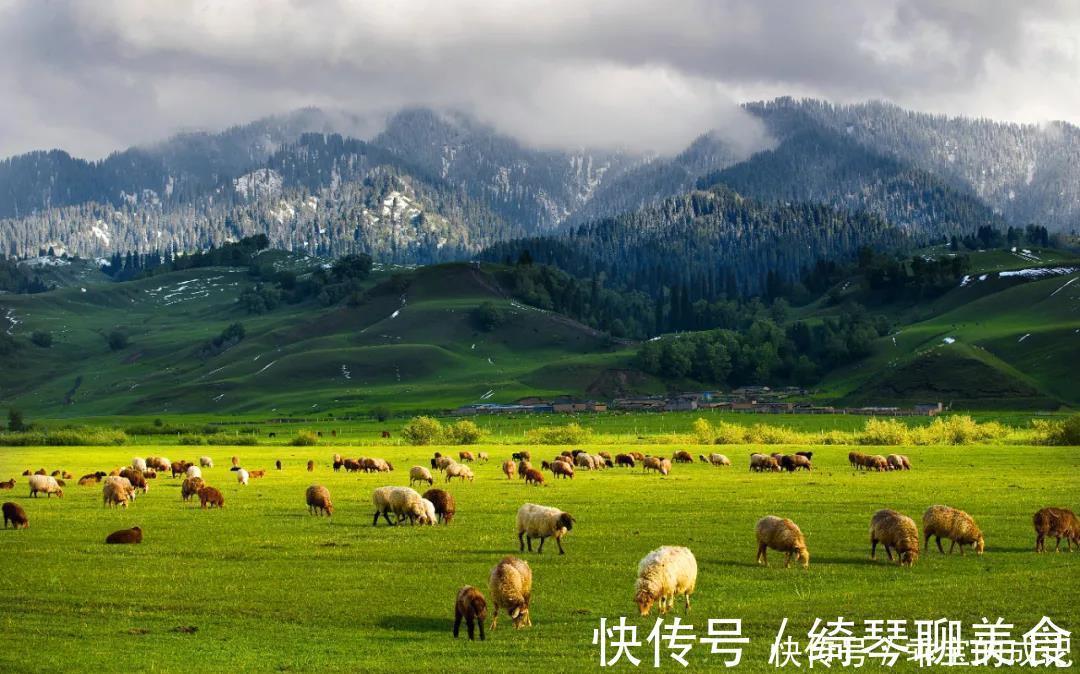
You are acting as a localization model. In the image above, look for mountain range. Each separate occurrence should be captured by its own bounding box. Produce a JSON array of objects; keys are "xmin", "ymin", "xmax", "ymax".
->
[{"xmin": 2, "ymin": 98, "xmax": 1078, "ymax": 285}]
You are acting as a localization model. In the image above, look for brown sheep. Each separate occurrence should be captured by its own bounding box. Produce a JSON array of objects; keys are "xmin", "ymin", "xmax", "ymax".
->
[
  {"xmin": 0, "ymin": 479, "xmax": 15, "ymax": 490},
  {"xmin": 198, "ymin": 486, "xmax": 225, "ymax": 509},
  {"xmin": 628, "ymin": 451, "xmax": 645, "ymax": 462},
  {"xmin": 615, "ymin": 453, "xmax": 635, "ymax": 468},
  {"xmin": 923, "ymin": 505, "xmax": 984, "ymax": 554},
  {"xmin": 305, "ymin": 485, "xmax": 333, "ymax": 516},
  {"xmin": 459, "ymin": 450, "xmax": 475, "ymax": 463},
  {"xmin": 181, "ymin": 477, "xmax": 205, "ymax": 502},
  {"xmin": 170, "ymin": 461, "xmax": 191, "ymax": 478},
  {"xmin": 523, "ymin": 468, "xmax": 545, "ymax": 486},
  {"xmin": 343, "ymin": 458, "xmax": 362, "ymax": 472},
  {"xmin": 849, "ymin": 451, "xmax": 866, "ymax": 469},
  {"xmin": 454, "ymin": 586, "xmax": 488, "ymax": 640},
  {"xmin": 78, "ymin": 472, "xmax": 105, "ymax": 486},
  {"xmin": 1033, "ymin": 507, "xmax": 1080, "ymax": 552},
  {"xmin": 249, "ymin": 470, "xmax": 266, "ymax": 479},
  {"xmin": 34, "ymin": 468, "xmax": 46, "ymax": 476},
  {"xmin": 105, "ymin": 527, "xmax": 142, "ymax": 544},
  {"xmin": 231, "ymin": 455, "xmax": 240, "ymax": 467},
  {"xmin": 275, "ymin": 460, "xmax": 282, "ymax": 470},
  {"xmin": 781, "ymin": 454, "xmax": 812, "ymax": 472},
  {"xmin": 119, "ymin": 468, "xmax": 148, "ymax": 493},
  {"xmin": 756, "ymin": 516, "xmax": 809, "ymax": 568},
  {"xmin": 501, "ymin": 459, "xmax": 516, "ymax": 480},
  {"xmin": 422, "ymin": 488, "xmax": 456, "ymax": 524},
  {"xmin": 307, "ymin": 460, "xmax": 314, "ymax": 472},
  {"xmin": 511, "ymin": 450, "xmax": 531, "ymax": 462},
  {"xmin": 2, "ymin": 502, "xmax": 28, "ymax": 529},
  {"xmin": 870, "ymin": 509, "xmax": 920, "ymax": 566},
  {"xmin": 642, "ymin": 456, "xmax": 664, "ymax": 474},
  {"xmin": 102, "ymin": 480, "xmax": 131, "ymax": 508},
  {"xmin": 517, "ymin": 460, "xmax": 532, "ymax": 479},
  {"xmin": 672, "ymin": 450, "xmax": 693, "ymax": 464},
  {"xmin": 21, "ymin": 469, "xmax": 31, "ymax": 476},
  {"xmin": 551, "ymin": 460, "xmax": 575, "ymax": 480},
  {"xmin": 886, "ymin": 454, "xmax": 905, "ymax": 471}
]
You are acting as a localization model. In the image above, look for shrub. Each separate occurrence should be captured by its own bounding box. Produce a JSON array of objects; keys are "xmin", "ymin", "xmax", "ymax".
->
[
  {"xmin": 0, "ymin": 429, "xmax": 127, "ymax": 446},
  {"xmin": 107, "ymin": 329, "xmax": 129, "ymax": 351},
  {"xmin": 712, "ymin": 421, "xmax": 749, "ymax": 444},
  {"xmin": 290, "ymin": 430, "xmax": 319, "ymax": 446},
  {"xmin": 524, "ymin": 423, "xmax": 592, "ymax": 445},
  {"xmin": 401, "ymin": 416, "xmax": 444, "ymax": 445},
  {"xmin": 30, "ymin": 331, "xmax": 52, "ymax": 348},
  {"xmin": 472, "ymin": 302, "xmax": 507, "ymax": 331},
  {"xmin": 208, "ymin": 434, "xmax": 258, "ymax": 446},
  {"xmin": 445, "ymin": 420, "xmax": 482, "ymax": 445},
  {"xmin": 1032, "ymin": 415, "xmax": 1080, "ymax": 446},
  {"xmin": 371, "ymin": 405, "xmax": 392, "ymax": 423},
  {"xmin": 745, "ymin": 424, "xmax": 805, "ymax": 445},
  {"xmin": 177, "ymin": 435, "xmax": 207, "ymax": 445},
  {"xmin": 858, "ymin": 418, "xmax": 910, "ymax": 446},
  {"xmin": 7, "ymin": 408, "xmax": 28, "ymax": 432},
  {"xmin": 691, "ymin": 418, "xmax": 714, "ymax": 444},
  {"xmin": 909, "ymin": 415, "xmax": 1010, "ymax": 445}
]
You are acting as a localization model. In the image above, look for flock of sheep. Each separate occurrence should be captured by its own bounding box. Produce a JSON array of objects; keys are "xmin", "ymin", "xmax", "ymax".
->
[{"xmin": 2, "ymin": 445, "xmax": 1078, "ymax": 642}]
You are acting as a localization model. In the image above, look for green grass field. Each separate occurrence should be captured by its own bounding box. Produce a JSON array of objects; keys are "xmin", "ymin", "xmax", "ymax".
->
[{"xmin": 1, "ymin": 440, "xmax": 1076, "ymax": 672}]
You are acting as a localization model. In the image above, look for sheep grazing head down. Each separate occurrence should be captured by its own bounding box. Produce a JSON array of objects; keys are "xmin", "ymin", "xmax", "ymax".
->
[
  {"xmin": 794, "ymin": 545, "xmax": 810, "ymax": 569},
  {"xmin": 634, "ymin": 580, "xmax": 659, "ymax": 616}
]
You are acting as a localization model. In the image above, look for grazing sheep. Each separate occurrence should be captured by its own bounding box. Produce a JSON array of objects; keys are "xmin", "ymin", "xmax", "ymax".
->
[
  {"xmin": 551, "ymin": 460, "xmax": 575, "ymax": 480},
  {"xmin": 615, "ymin": 453, "xmax": 635, "ymax": 468},
  {"xmin": 703, "ymin": 453, "xmax": 731, "ymax": 467},
  {"xmin": 28, "ymin": 474, "xmax": 63, "ymax": 498},
  {"xmin": 34, "ymin": 468, "xmax": 46, "ymax": 475},
  {"xmin": 3, "ymin": 502, "xmax": 28, "ymax": 529},
  {"xmin": 454, "ymin": 586, "xmax": 488, "ymax": 640},
  {"xmin": 598, "ymin": 451, "xmax": 612, "ymax": 460},
  {"xmin": 672, "ymin": 450, "xmax": 693, "ymax": 464},
  {"xmin": 780, "ymin": 454, "xmax": 812, "ymax": 472},
  {"xmin": 755, "ymin": 516, "xmax": 810, "ymax": 568},
  {"xmin": 870, "ymin": 509, "xmax": 920, "ymax": 566},
  {"xmin": 629, "ymin": 451, "xmax": 646, "ymax": 462},
  {"xmin": 574, "ymin": 453, "xmax": 596, "ymax": 470},
  {"xmin": 489, "ymin": 556, "xmax": 532, "ymax": 630},
  {"xmin": 119, "ymin": 468, "xmax": 148, "ymax": 493},
  {"xmin": 343, "ymin": 458, "xmax": 362, "ymax": 472},
  {"xmin": 170, "ymin": 461, "xmax": 190, "ymax": 478},
  {"xmin": 132, "ymin": 457, "xmax": 148, "ymax": 472},
  {"xmin": 371, "ymin": 486, "xmax": 427, "ymax": 526},
  {"xmin": 420, "ymin": 498, "xmax": 438, "ymax": 525},
  {"xmin": 147, "ymin": 457, "xmax": 170, "ymax": 472},
  {"xmin": 517, "ymin": 460, "xmax": 532, "ymax": 478},
  {"xmin": 198, "ymin": 486, "xmax": 225, "ymax": 509},
  {"xmin": 634, "ymin": 546, "xmax": 697, "ymax": 616},
  {"xmin": 522, "ymin": 468, "xmax": 545, "ymax": 486},
  {"xmin": 477, "ymin": 452, "xmax": 489, "ymax": 463},
  {"xmin": 886, "ymin": 454, "xmax": 905, "ymax": 471},
  {"xmin": 305, "ymin": 485, "xmax": 333, "ymax": 516},
  {"xmin": 143, "ymin": 469, "xmax": 156, "ymax": 480},
  {"xmin": 516, "ymin": 503, "xmax": 575, "ymax": 555},
  {"xmin": 407, "ymin": 466, "xmax": 434, "ymax": 487},
  {"xmin": 446, "ymin": 463, "xmax": 475, "ymax": 483},
  {"xmin": 642, "ymin": 456, "xmax": 664, "ymax": 475},
  {"xmin": 364, "ymin": 457, "xmax": 394, "ymax": 473},
  {"xmin": 1033, "ymin": 507, "xmax": 1080, "ymax": 552},
  {"xmin": 422, "ymin": 488, "xmax": 456, "ymax": 524},
  {"xmin": 459, "ymin": 451, "xmax": 475, "ymax": 463},
  {"xmin": 105, "ymin": 527, "xmax": 142, "ymax": 544},
  {"xmin": 237, "ymin": 469, "xmax": 249, "ymax": 485},
  {"xmin": 249, "ymin": 470, "xmax": 265, "ymax": 479},
  {"xmin": 795, "ymin": 451, "xmax": 813, "ymax": 460},
  {"xmin": 923, "ymin": 505, "xmax": 984, "ymax": 555},
  {"xmin": 181, "ymin": 477, "xmax": 205, "ymax": 502},
  {"xmin": 199, "ymin": 456, "xmax": 213, "ymax": 468},
  {"xmin": 21, "ymin": 470, "xmax": 30, "ymax": 476},
  {"xmin": 185, "ymin": 465, "xmax": 202, "ymax": 480},
  {"xmin": 861, "ymin": 454, "xmax": 889, "ymax": 472},
  {"xmin": 0, "ymin": 479, "xmax": 15, "ymax": 489},
  {"xmin": 848, "ymin": 451, "xmax": 866, "ymax": 469},
  {"xmin": 274, "ymin": 460, "xmax": 281, "ymax": 470},
  {"xmin": 750, "ymin": 453, "xmax": 780, "ymax": 472},
  {"xmin": 102, "ymin": 480, "xmax": 132, "ymax": 508},
  {"xmin": 511, "ymin": 451, "xmax": 531, "ymax": 462},
  {"xmin": 433, "ymin": 456, "xmax": 455, "ymax": 472},
  {"xmin": 501, "ymin": 460, "xmax": 516, "ymax": 480},
  {"xmin": 307, "ymin": 460, "xmax": 314, "ymax": 472},
  {"xmin": 231, "ymin": 456, "xmax": 240, "ymax": 467}
]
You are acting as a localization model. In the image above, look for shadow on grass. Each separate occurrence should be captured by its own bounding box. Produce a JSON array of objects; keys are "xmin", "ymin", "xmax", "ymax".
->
[{"xmin": 376, "ymin": 615, "xmax": 450, "ymax": 633}]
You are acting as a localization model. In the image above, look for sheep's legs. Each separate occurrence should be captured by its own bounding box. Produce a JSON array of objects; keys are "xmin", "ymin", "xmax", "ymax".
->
[
  {"xmin": 1054, "ymin": 536, "xmax": 1061, "ymax": 552},
  {"xmin": 870, "ymin": 538, "xmax": 878, "ymax": 559},
  {"xmin": 556, "ymin": 537, "xmax": 565, "ymax": 555},
  {"xmin": 937, "ymin": 537, "xmax": 946, "ymax": 554},
  {"xmin": 684, "ymin": 594, "xmax": 691, "ymax": 613},
  {"xmin": 477, "ymin": 618, "xmax": 485, "ymax": 641},
  {"xmin": 537, "ymin": 537, "xmax": 546, "ymax": 553},
  {"xmin": 490, "ymin": 608, "xmax": 499, "ymax": 631},
  {"xmin": 784, "ymin": 552, "xmax": 791, "ymax": 568},
  {"xmin": 1036, "ymin": 534, "xmax": 1044, "ymax": 552},
  {"xmin": 518, "ymin": 532, "xmax": 525, "ymax": 551},
  {"xmin": 453, "ymin": 611, "xmax": 463, "ymax": 638},
  {"xmin": 884, "ymin": 545, "xmax": 894, "ymax": 561},
  {"xmin": 757, "ymin": 544, "xmax": 768, "ymax": 565}
]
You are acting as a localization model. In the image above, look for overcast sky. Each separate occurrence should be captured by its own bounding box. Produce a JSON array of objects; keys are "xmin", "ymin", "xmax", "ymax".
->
[{"xmin": 1, "ymin": 0, "xmax": 1078, "ymax": 159}]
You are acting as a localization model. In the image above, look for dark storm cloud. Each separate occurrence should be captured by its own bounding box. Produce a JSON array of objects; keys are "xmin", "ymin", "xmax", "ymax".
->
[{"xmin": 0, "ymin": 0, "xmax": 1076, "ymax": 158}]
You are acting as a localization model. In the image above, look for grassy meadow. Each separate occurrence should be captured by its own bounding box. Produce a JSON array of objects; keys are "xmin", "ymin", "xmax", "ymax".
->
[{"xmin": 1, "ymin": 438, "xmax": 1076, "ymax": 672}]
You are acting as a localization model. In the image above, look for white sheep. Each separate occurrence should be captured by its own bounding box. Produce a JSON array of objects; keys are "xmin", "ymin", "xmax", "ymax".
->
[
  {"xmin": 489, "ymin": 556, "xmax": 532, "ymax": 630},
  {"xmin": 131, "ymin": 457, "xmax": 147, "ymax": 472},
  {"xmin": 186, "ymin": 465, "xmax": 202, "ymax": 479},
  {"xmin": 634, "ymin": 546, "xmax": 697, "ymax": 616},
  {"xmin": 445, "ymin": 463, "xmax": 474, "ymax": 483},
  {"xmin": 371, "ymin": 486, "xmax": 427, "ymax": 525},
  {"xmin": 420, "ymin": 498, "xmax": 437, "ymax": 526},
  {"xmin": 199, "ymin": 456, "xmax": 214, "ymax": 468},
  {"xmin": 516, "ymin": 503, "xmax": 575, "ymax": 555},
  {"xmin": 574, "ymin": 453, "xmax": 596, "ymax": 470},
  {"xmin": 237, "ymin": 468, "xmax": 249, "ymax": 485},
  {"xmin": 434, "ymin": 456, "xmax": 455, "ymax": 472},
  {"xmin": 28, "ymin": 474, "xmax": 64, "ymax": 498},
  {"xmin": 409, "ymin": 466, "xmax": 434, "ymax": 487}
]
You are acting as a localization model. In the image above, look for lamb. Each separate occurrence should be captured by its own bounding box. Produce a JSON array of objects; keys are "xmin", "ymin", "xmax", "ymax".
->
[
  {"xmin": 615, "ymin": 453, "xmax": 635, "ymax": 468},
  {"xmin": 701, "ymin": 453, "xmax": 731, "ymax": 467},
  {"xmin": 522, "ymin": 468, "xmax": 545, "ymax": 486},
  {"xmin": 477, "ymin": 451, "xmax": 489, "ymax": 463},
  {"xmin": 551, "ymin": 460, "xmax": 575, "ymax": 480},
  {"xmin": 422, "ymin": 488, "xmax": 456, "ymax": 524},
  {"xmin": 199, "ymin": 456, "xmax": 214, "ymax": 468},
  {"xmin": 1033, "ymin": 507, "xmax": 1080, "ymax": 552},
  {"xmin": 307, "ymin": 460, "xmax": 314, "ymax": 472},
  {"xmin": 275, "ymin": 460, "xmax": 282, "ymax": 470},
  {"xmin": 453, "ymin": 586, "xmax": 488, "ymax": 640},
  {"xmin": 420, "ymin": 498, "xmax": 437, "ymax": 525},
  {"xmin": 371, "ymin": 486, "xmax": 428, "ymax": 526},
  {"xmin": 459, "ymin": 450, "xmax": 475, "ymax": 463},
  {"xmin": 516, "ymin": 503, "xmax": 575, "ymax": 555},
  {"xmin": 102, "ymin": 480, "xmax": 132, "ymax": 508},
  {"xmin": 0, "ymin": 478, "xmax": 15, "ymax": 489},
  {"xmin": 409, "ymin": 466, "xmax": 434, "ymax": 487},
  {"xmin": 364, "ymin": 457, "xmax": 394, "ymax": 473},
  {"xmin": 186, "ymin": 465, "xmax": 202, "ymax": 480},
  {"xmin": 870, "ymin": 509, "xmax": 920, "ymax": 566},
  {"xmin": 445, "ymin": 463, "xmax": 475, "ymax": 483},
  {"xmin": 249, "ymin": 470, "xmax": 265, "ymax": 479},
  {"xmin": 305, "ymin": 485, "xmax": 333, "ymax": 516},
  {"xmin": 672, "ymin": 450, "xmax": 694, "ymax": 464},
  {"xmin": 237, "ymin": 469, "xmax": 249, "ymax": 485},
  {"xmin": 105, "ymin": 527, "xmax": 142, "ymax": 544},
  {"xmin": 28, "ymin": 474, "xmax": 63, "ymax": 498},
  {"xmin": 132, "ymin": 457, "xmax": 148, "ymax": 472},
  {"xmin": 181, "ymin": 476, "xmax": 205, "ymax": 502},
  {"xmin": 198, "ymin": 486, "xmax": 225, "ymax": 509},
  {"xmin": 3, "ymin": 502, "xmax": 28, "ymax": 529},
  {"xmin": 634, "ymin": 546, "xmax": 697, "ymax": 616},
  {"xmin": 501, "ymin": 459, "xmax": 517, "ymax": 480},
  {"xmin": 170, "ymin": 461, "xmax": 190, "ymax": 478},
  {"xmin": 923, "ymin": 505, "xmax": 984, "ymax": 555},
  {"xmin": 489, "ymin": 556, "xmax": 532, "ymax": 629},
  {"xmin": 755, "ymin": 516, "xmax": 810, "ymax": 568}
]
